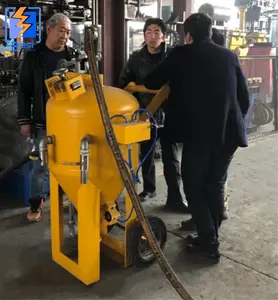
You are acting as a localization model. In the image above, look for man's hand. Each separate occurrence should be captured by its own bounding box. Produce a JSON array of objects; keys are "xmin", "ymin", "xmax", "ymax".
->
[{"xmin": 20, "ymin": 124, "xmax": 31, "ymax": 139}]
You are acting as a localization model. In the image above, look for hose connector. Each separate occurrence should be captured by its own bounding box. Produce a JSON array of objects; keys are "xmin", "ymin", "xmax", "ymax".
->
[
  {"xmin": 38, "ymin": 136, "xmax": 55, "ymax": 166},
  {"xmin": 80, "ymin": 135, "xmax": 93, "ymax": 184}
]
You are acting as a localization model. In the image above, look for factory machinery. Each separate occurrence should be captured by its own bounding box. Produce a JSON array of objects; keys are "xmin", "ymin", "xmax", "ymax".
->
[
  {"xmin": 0, "ymin": 1, "xmax": 192, "ymax": 299},
  {"xmin": 199, "ymin": 2, "xmax": 277, "ymax": 135},
  {"xmin": 0, "ymin": 58, "xmax": 18, "ymax": 98},
  {"xmin": 0, "ymin": 0, "xmax": 275, "ymax": 297},
  {"xmin": 231, "ymin": 0, "xmax": 277, "ymax": 134},
  {"xmin": 41, "ymin": 17, "xmax": 193, "ymax": 300},
  {"xmin": 197, "ymin": 1, "xmax": 277, "ymax": 49},
  {"xmin": 38, "ymin": 27, "xmax": 192, "ymax": 298}
]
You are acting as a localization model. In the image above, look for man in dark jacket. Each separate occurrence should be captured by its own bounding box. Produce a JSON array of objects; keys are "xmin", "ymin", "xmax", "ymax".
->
[
  {"xmin": 181, "ymin": 27, "xmax": 230, "ymax": 231},
  {"xmin": 119, "ymin": 18, "xmax": 188, "ymax": 212},
  {"xmin": 18, "ymin": 13, "xmax": 78, "ymax": 222},
  {"xmin": 143, "ymin": 13, "xmax": 249, "ymax": 262}
]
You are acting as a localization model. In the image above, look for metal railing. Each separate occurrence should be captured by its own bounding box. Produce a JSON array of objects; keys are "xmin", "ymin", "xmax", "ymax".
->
[{"xmin": 239, "ymin": 55, "xmax": 278, "ymax": 139}]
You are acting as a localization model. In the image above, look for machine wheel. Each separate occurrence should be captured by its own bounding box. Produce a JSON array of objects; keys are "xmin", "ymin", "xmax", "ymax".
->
[{"xmin": 128, "ymin": 216, "xmax": 167, "ymax": 267}]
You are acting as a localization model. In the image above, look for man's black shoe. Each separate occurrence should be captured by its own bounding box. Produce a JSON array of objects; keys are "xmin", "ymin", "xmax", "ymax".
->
[
  {"xmin": 185, "ymin": 234, "xmax": 199, "ymax": 245},
  {"xmin": 181, "ymin": 218, "xmax": 196, "ymax": 230},
  {"xmin": 181, "ymin": 210, "xmax": 229, "ymax": 231},
  {"xmin": 165, "ymin": 202, "xmax": 190, "ymax": 213},
  {"xmin": 138, "ymin": 191, "xmax": 157, "ymax": 202},
  {"xmin": 186, "ymin": 243, "xmax": 220, "ymax": 263}
]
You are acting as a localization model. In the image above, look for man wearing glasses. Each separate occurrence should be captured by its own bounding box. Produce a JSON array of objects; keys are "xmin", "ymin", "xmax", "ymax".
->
[{"xmin": 119, "ymin": 18, "xmax": 189, "ymax": 213}]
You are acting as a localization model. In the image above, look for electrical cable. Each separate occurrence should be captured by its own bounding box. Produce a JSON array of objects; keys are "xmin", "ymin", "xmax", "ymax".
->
[
  {"xmin": 86, "ymin": 27, "xmax": 192, "ymax": 300},
  {"xmin": 110, "ymin": 114, "xmax": 129, "ymax": 123},
  {"xmin": 131, "ymin": 108, "xmax": 158, "ymax": 179}
]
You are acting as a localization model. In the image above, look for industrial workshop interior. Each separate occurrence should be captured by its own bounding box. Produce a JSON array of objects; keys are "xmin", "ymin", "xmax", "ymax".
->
[{"xmin": 0, "ymin": 0, "xmax": 277, "ymax": 299}]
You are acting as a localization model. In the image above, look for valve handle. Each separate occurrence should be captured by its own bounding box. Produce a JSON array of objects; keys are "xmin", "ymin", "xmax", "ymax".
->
[{"xmin": 52, "ymin": 68, "xmax": 68, "ymax": 80}]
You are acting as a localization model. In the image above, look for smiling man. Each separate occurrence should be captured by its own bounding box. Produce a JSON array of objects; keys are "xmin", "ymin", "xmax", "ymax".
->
[
  {"xmin": 119, "ymin": 18, "xmax": 189, "ymax": 213},
  {"xmin": 17, "ymin": 13, "xmax": 78, "ymax": 222}
]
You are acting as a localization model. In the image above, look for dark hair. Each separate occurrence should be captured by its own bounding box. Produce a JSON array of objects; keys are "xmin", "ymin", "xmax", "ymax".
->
[
  {"xmin": 143, "ymin": 18, "xmax": 167, "ymax": 35},
  {"xmin": 183, "ymin": 13, "xmax": 212, "ymax": 42},
  {"xmin": 211, "ymin": 28, "xmax": 225, "ymax": 46}
]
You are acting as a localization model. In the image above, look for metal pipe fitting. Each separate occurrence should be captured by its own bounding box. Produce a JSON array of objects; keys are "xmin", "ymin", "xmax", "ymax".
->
[
  {"xmin": 38, "ymin": 136, "xmax": 54, "ymax": 166},
  {"xmin": 80, "ymin": 135, "xmax": 93, "ymax": 184}
]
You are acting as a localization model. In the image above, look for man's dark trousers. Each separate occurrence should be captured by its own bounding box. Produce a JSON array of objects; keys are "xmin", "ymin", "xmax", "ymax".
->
[
  {"xmin": 181, "ymin": 143, "xmax": 237, "ymax": 251},
  {"xmin": 160, "ymin": 129, "xmax": 183, "ymax": 204},
  {"xmin": 140, "ymin": 127, "xmax": 183, "ymax": 203},
  {"xmin": 140, "ymin": 127, "xmax": 156, "ymax": 193}
]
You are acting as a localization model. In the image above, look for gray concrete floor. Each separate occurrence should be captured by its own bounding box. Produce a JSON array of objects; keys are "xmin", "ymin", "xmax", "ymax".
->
[{"xmin": 0, "ymin": 135, "xmax": 277, "ymax": 300}]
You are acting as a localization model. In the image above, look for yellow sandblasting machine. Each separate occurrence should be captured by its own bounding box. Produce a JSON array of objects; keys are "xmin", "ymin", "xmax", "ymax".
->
[{"xmin": 39, "ymin": 68, "xmax": 168, "ymax": 286}]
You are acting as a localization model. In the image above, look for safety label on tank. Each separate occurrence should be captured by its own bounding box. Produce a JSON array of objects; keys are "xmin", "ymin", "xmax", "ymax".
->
[{"xmin": 60, "ymin": 161, "xmax": 80, "ymax": 166}]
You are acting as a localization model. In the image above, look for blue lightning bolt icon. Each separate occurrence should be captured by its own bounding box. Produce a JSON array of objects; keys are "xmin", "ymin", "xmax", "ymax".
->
[
  {"xmin": 12, "ymin": 7, "xmax": 31, "ymax": 37},
  {"xmin": 4, "ymin": 6, "xmax": 42, "ymax": 49}
]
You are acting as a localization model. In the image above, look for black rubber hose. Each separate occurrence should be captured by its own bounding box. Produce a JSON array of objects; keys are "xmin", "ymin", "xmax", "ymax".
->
[
  {"xmin": 0, "ymin": 151, "xmax": 39, "ymax": 181},
  {"xmin": 86, "ymin": 27, "xmax": 192, "ymax": 300}
]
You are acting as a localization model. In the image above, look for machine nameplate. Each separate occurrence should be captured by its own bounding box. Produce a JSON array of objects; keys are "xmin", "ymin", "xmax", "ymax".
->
[
  {"xmin": 70, "ymin": 80, "xmax": 82, "ymax": 91},
  {"xmin": 60, "ymin": 161, "xmax": 80, "ymax": 166}
]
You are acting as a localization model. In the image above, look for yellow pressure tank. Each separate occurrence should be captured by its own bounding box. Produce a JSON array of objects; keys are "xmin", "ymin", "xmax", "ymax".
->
[
  {"xmin": 46, "ymin": 72, "xmax": 140, "ymax": 209},
  {"xmin": 42, "ymin": 69, "xmax": 154, "ymax": 286}
]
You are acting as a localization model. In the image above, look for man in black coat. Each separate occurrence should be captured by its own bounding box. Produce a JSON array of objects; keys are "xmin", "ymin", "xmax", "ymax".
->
[
  {"xmin": 143, "ymin": 13, "xmax": 249, "ymax": 262},
  {"xmin": 18, "ymin": 13, "xmax": 78, "ymax": 222},
  {"xmin": 119, "ymin": 18, "xmax": 188, "ymax": 212},
  {"xmin": 181, "ymin": 27, "xmax": 230, "ymax": 231}
]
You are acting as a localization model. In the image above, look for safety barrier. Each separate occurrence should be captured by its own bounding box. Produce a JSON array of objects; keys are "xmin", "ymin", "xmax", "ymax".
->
[{"xmin": 239, "ymin": 55, "xmax": 278, "ymax": 139}]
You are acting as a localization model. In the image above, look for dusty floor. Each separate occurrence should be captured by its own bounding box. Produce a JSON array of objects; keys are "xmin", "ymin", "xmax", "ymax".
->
[{"xmin": 0, "ymin": 134, "xmax": 277, "ymax": 300}]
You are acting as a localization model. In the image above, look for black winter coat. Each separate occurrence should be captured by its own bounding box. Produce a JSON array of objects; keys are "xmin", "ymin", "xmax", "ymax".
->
[
  {"xmin": 143, "ymin": 38, "xmax": 250, "ymax": 147},
  {"xmin": 17, "ymin": 43, "xmax": 78, "ymax": 129},
  {"xmin": 119, "ymin": 43, "xmax": 170, "ymax": 113}
]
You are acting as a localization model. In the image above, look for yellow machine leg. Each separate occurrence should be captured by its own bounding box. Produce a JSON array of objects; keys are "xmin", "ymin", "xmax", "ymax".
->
[
  {"xmin": 100, "ymin": 144, "xmax": 139, "ymax": 268},
  {"xmin": 50, "ymin": 173, "xmax": 64, "ymax": 256},
  {"xmin": 50, "ymin": 173, "xmax": 101, "ymax": 285}
]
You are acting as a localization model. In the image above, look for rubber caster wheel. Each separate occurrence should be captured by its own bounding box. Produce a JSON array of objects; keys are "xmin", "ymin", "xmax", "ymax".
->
[{"xmin": 128, "ymin": 216, "xmax": 167, "ymax": 267}]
